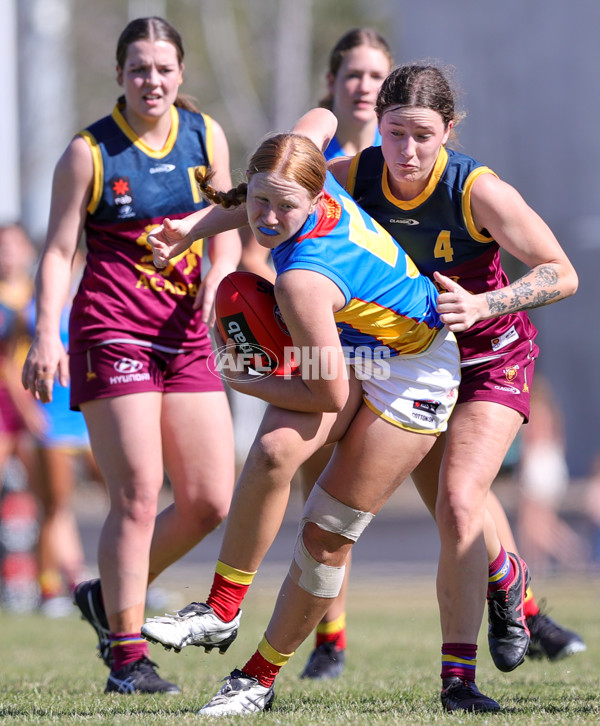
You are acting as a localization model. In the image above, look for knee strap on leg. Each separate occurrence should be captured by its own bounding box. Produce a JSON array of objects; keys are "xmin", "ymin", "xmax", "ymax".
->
[
  {"xmin": 300, "ymin": 484, "xmax": 375, "ymax": 541},
  {"xmin": 289, "ymin": 485, "xmax": 375, "ymax": 598},
  {"xmin": 290, "ymin": 536, "xmax": 345, "ymax": 598}
]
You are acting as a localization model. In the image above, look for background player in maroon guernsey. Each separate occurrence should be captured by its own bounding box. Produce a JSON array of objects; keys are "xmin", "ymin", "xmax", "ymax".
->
[{"xmin": 22, "ymin": 16, "xmax": 240, "ymax": 695}]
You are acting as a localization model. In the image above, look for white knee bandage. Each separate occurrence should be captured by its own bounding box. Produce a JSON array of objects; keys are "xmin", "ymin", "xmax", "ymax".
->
[
  {"xmin": 300, "ymin": 484, "xmax": 375, "ymax": 542},
  {"xmin": 289, "ymin": 485, "xmax": 375, "ymax": 598},
  {"xmin": 291, "ymin": 535, "xmax": 345, "ymax": 598}
]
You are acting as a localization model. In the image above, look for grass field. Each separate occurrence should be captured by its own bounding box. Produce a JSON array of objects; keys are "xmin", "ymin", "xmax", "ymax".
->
[{"xmin": 1, "ymin": 574, "xmax": 599, "ymax": 725}]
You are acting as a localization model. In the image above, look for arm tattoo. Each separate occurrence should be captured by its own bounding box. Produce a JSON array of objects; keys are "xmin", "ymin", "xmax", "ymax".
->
[{"xmin": 485, "ymin": 264, "xmax": 562, "ymax": 316}]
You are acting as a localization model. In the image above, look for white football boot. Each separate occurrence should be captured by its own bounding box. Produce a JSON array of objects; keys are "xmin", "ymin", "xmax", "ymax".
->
[
  {"xmin": 198, "ymin": 669, "xmax": 275, "ymax": 716},
  {"xmin": 141, "ymin": 602, "xmax": 240, "ymax": 653}
]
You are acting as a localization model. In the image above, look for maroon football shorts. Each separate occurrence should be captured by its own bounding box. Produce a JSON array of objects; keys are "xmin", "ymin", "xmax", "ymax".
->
[
  {"xmin": 457, "ymin": 339, "xmax": 537, "ymax": 422},
  {"xmin": 70, "ymin": 340, "xmax": 223, "ymax": 410}
]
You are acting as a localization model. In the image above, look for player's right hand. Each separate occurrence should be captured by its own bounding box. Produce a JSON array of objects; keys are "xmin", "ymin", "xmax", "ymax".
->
[{"xmin": 21, "ymin": 337, "xmax": 68, "ymax": 404}]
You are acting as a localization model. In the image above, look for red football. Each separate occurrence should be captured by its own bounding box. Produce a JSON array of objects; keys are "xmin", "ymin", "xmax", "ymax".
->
[{"xmin": 214, "ymin": 271, "xmax": 297, "ymax": 376}]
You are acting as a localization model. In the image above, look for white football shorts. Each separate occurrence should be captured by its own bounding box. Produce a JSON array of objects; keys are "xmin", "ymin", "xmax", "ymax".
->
[{"xmin": 356, "ymin": 328, "xmax": 460, "ymax": 434}]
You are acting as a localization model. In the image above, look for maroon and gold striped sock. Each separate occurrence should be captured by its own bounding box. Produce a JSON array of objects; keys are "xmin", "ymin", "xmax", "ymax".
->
[
  {"xmin": 441, "ymin": 642, "xmax": 477, "ymax": 681},
  {"xmin": 487, "ymin": 546, "xmax": 516, "ymax": 594},
  {"xmin": 110, "ymin": 632, "xmax": 148, "ymax": 672}
]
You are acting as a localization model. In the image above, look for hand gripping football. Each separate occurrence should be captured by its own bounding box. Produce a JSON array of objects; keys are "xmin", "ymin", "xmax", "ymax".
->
[{"xmin": 215, "ymin": 271, "xmax": 297, "ymax": 376}]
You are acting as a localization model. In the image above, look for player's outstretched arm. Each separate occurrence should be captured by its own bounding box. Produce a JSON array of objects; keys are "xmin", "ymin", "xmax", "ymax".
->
[{"xmin": 148, "ymin": 206, "xmax": 249, "ymax": 269}]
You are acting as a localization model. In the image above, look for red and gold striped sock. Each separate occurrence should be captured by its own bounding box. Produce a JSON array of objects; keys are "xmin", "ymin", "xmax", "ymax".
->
[
  {"xmin": 206, "ymin": 561, "xmax": 257, "ymax": 623},
  {"xmin": 523, "ymin": 586, "xmax": 539, "ymax": 618},
  {"xmin": 315, "ymin": 612, "xmax": 346, "ymax": 649},
  {"xmin": 242, "ymin": 635, "xmax": 294, "ymax": 688}
]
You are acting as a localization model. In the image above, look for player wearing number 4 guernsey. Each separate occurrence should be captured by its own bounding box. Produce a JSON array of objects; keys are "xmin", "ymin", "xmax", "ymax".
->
[
  {"xmin": 346, "ymin": 128, "xmax": 531, "ymax": 368},
  {"xmin": 323, "ymin": 63, "xmax": 581, "ymax": 706}
]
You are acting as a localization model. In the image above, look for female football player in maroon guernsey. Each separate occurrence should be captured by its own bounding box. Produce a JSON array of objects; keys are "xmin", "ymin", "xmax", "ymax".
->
[
  {"xmin": 21, "ymin": 16, "xmax": 240, "ymax": 695},
  {"xmin": 322, "ymin": 63, "xmax": 583, "ymax": 682}
]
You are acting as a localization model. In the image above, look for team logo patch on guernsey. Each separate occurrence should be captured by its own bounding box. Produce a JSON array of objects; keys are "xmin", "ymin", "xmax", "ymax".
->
[{"xmin": 111, "ymin": 176, "xmax": 135, "ymax": 219}]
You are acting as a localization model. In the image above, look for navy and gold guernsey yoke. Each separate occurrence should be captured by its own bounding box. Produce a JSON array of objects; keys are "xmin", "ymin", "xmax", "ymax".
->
[
  {"xmin": 270, "ymin": 172, "xmax": 444, "ymax": 360},
  {"xmin": 69, "ymin": 103, "xmax": 214, "ymax": 355},
  {"xmin": 346, "ymin": 145, "xmax": 538, "ymax": 366}
]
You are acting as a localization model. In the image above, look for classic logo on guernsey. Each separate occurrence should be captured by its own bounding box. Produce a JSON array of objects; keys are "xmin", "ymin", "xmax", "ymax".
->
[
  {"xmin": 389, "ymin": 218, "xmax": 419, "ymax": 225},
  {"xmin": 111, "ymin": 176, "xmax": 135, "ymax": 219}
]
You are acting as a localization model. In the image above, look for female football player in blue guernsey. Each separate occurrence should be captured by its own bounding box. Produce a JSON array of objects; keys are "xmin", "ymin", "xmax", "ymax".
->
[
  {"xmin": 21, "ymin": 17, "xmax": 240, "ymax": 695},
  {"xmin": 239, "ymin": 28, "xmax": 394, "ymax": 681},
  {"xmin": 142, "ymin": 130, "xmax": 487, "ymax": 715}
]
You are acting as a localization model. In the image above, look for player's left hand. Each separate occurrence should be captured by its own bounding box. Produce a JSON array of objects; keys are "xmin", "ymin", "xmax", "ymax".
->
[{"xmin": 434, "ymin": 271, "xmax": 484, "ymax": 332}]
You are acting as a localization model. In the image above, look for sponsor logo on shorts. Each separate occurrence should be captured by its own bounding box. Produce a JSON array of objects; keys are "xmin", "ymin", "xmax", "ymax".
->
[
  {"xmin": 412, "ymin": 412, "xmax": 434, "ymax": 423},
  {"xmin": 491, "ymin": 325, "xmax": 519, "ymax": 352},
  {"xmin": 109, "ymin": 357, "xmax": 150, "ymax": 385},
  {"xmin": 411, "ymin": 399, "xmax": 440, "ymax": 423},
  {"xmin": 494, "ymin": 385, "xmax": 520, "ymax": 394},
  {"xmin": 114, "ymin": 358, "xmax": 143, "ymax": 374},
  {"xmin": 390, "ymin": 218, "xmax": 419, "ymax": 225},
  {"xmin": 493, "ymin": 364, "xmax": 521, "ymax": 394},
  {"xmin": 413, "ymin": 400, "xmax": 440, "ymax": 415}
]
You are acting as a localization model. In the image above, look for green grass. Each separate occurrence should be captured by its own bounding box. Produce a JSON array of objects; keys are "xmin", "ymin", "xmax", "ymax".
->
[{"xmin": 1, "ymin": 575, "xmax": 599, "ymax": 724}]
